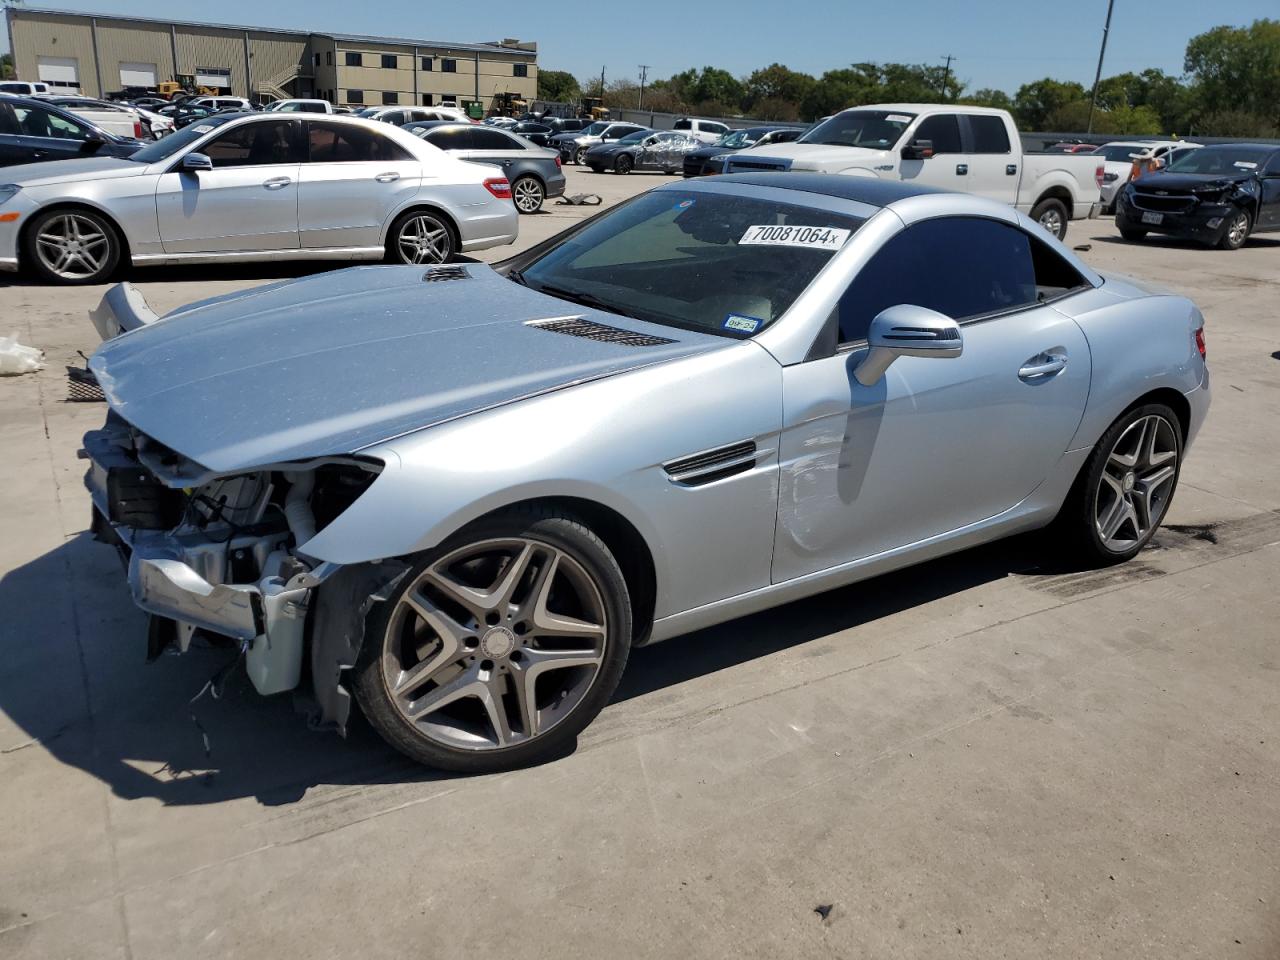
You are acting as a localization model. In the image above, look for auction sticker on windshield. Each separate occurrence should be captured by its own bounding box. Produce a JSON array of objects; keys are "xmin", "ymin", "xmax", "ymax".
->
[{"xmin": 739, "ymin": 225, "xmax": 851, "ymax": 250}]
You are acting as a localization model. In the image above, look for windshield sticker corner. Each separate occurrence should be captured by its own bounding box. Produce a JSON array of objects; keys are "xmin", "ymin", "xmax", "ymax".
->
[
  {"xmin": 739, "ymin": 224, "xmax": 850, "ymax": 251},
  {"xmin": 723, "ymin": 314, "xmax": 762, "ymax": 335}
]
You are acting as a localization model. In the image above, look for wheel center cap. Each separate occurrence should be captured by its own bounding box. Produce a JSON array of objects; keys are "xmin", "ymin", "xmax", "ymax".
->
[
  {"xmin": 480, "ymin": 625, "xmax": 516, "ymax": 659},
  {"xmin": 1123, "ymin": 472, "xmax": 1136, "ymax": 493}
]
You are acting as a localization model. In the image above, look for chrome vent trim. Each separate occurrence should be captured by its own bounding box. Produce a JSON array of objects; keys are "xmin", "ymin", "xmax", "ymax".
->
[
  {"xmin": 525, "ymin": 316, "xmax": 676, "ymax": 347},
  {"xmin": 422, "ymin": 266, "xmax": 470, "ymax": 282},
  {"xmin": 664, "ymin": 440, "xmax": 758, "ymax": 486}
]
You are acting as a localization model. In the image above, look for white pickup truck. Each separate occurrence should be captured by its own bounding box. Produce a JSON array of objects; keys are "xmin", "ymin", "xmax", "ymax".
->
[{"xmin": 722, "ymin": 104, "xmax": 1103, "ymax": 238}]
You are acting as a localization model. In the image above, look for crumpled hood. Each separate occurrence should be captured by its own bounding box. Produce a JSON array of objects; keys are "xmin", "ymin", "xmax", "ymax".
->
[
  {"xmin": 1136, "ymin": 172, "xmax": 1252, "ymax": 192},
  {"xmin": 90, "ymin": 264, "xmax": 726, "ymax": 473},
  {"xmin": 12, "ymin": 156, "xmax": 147, "ymax": 187}
]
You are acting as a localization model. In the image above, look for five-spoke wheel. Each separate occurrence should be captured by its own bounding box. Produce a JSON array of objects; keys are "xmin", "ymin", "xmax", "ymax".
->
[{"xmin": 355, "ymin": 509, "xmax": 631, "ymax": 772}]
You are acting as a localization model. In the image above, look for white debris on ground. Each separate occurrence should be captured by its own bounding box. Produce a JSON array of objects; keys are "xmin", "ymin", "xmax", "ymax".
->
[{"xmin": 0, "ymin": 332, "xmax": 44, "ymax": 376}]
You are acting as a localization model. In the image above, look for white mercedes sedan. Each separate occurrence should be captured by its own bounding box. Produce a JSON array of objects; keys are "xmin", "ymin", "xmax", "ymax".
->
[{"xmin": 0, "ymin": 112, "xmax": 518, "ymax": 283}]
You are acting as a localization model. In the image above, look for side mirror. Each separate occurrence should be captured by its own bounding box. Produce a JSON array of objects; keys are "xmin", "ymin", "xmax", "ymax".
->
[
  {"xmin": 854, "ymin": 304, "xmax": 963, "ymax": 386},
  {"xmin": 182, "ymin": 152, "xmax": 213, "ymax": 172},
  {"xmin": 80, "ymin": 136, "xmax": 106, "ymax": 154},
  {"xmin": 901, "ymin": 139, "xmax": 934, "ymax": 160}
]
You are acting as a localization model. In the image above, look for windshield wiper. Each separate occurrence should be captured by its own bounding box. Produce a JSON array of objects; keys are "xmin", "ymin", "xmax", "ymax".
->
[{"xmin": 532, "ymin": 282, "xmax": 641, "ymax": 321}]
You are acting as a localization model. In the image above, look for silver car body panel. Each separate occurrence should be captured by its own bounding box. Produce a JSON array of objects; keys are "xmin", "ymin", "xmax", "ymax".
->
[
  {"xmin": 82, "ymin": 178, "xmax": 1210, "ymax": 704},
  {"xmin": 0, "ymin": 114, "xmax": 517, "ymax": 269}
]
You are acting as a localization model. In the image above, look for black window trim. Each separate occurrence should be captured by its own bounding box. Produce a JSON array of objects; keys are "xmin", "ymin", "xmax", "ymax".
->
[
  {"xmin": 302, "ymin": 117, "xmax": 414, "ymax": 163},
  {"xmin": 831, "ymin": 214, "xmax": 1095, "ymax": 352},
  {"xmin": 160, "ymin": 116, "xmax": 304, "ymax": 175}
]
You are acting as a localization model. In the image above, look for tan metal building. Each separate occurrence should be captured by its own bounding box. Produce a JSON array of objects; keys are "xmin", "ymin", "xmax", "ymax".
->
[{"xmin": 5, "ymin": 7, "xmax": 537, "ymax": 113}]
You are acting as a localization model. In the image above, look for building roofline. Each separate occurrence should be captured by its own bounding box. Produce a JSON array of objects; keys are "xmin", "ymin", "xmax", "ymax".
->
[{"xmin": 7, "ymin": 6, "xmax": 536, "ymax": 57}]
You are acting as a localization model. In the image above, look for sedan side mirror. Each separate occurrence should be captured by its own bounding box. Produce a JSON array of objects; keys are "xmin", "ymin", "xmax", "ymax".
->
[
  {"xmin": 79, "ymin": 136, "xmax": 106, "ymax": 154},
  {"xmin": 182, "ymin": 152, "xmax": 213, "ymax": 172},
  {"xmin": 901, "ymin": 139, "xmax": 934, "ymax": 160},
  {"xmin": 854, "ymin": 304, "xmax": 963, "ymax": 386}
]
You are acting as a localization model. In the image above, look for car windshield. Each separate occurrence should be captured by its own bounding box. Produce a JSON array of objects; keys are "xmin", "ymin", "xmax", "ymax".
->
[
  {"xmin": 127, "ymin": 115, "xmax": 235, "ymax": 162},
  {"xmin": 1164, "ymin": 146, "xmax": 1271, "ymax": 175},
  {"xmin": 515, "ymin": 191, "xmax": 864, "ymax": 337},
  {"xmin": 354, "ymin": 108, "xmax": 380, "ymax": 118},
  {"xmin": 799, "ymin": 110, "xmax": 915, "ymax": 148},
  {"xmin": 1098, "ymin": 145, "xmax": 1147, "ymax": 161},
  {"xmin": 718, "ymin": 130, "xmax": 753, "ymax": 147}
]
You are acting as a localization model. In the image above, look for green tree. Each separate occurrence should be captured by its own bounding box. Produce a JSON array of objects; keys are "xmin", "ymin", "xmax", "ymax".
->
[
  {"xmin": 536, "ymin": 69, "xmax": 580, "ymax": 104},
  {"xmin": 0, "ymin": 53, "xmax": 13, "ymax": 81},
  {"xmin": 743, "ymin": 64, "xmax": 816, "ymax": 112},
  {"xmin": 800, "ymin": 64, "xmax": 880, "ymax": 120},
  {"xmin": 1184, "ymin": 19, "xmax": 1280, "ymax": 126},
  {"xmin": 963, "ymin": 88, "xmax": 1014, "ymax": 110},
  {"xmin": 1013, "ymin": 78, "xmax": 1088, "ymax": 129},
  {"xmin": 1045, "ymin": 100, "xmax": 1160, "ymax": 135}
]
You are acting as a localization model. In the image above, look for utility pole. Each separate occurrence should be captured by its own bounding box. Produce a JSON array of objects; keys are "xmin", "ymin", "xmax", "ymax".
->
[
  {"xmin": 638, "ymin": 64, "xmax": 650, "ymax": 109},
  {"xmin": 940, "ymin": 55, "xmax": 955, "ymax": 101},
  {"xmin": 598, "ymin": 65, "xmax": 606, "ymax": 100},
  {"xmin": 1086, "ymin": 0, "xmax": 1116, "ymax": 134}
]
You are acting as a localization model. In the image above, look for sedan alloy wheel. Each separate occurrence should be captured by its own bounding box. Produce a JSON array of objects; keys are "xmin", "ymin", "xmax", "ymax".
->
[
  {"xmin": 511, "ymin": 176, "xmax": 545, "ymax": 214},
  {"xmin": 392, "ymin": 213, "xmax": 453, "ymax": 264},
  {"xmin": 1094, "ymin": 413, "xmax": 1179, "ymax": 553},
  {"xmin": 28, "ymin": 211, "xmax": 119, "ymax": 284}
]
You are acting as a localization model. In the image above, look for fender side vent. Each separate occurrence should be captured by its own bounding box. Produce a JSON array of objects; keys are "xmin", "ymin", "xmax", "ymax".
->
[
  {"xmin": 526, "ymin": 316, "xmax": 676, "ymax": 347},
  {"xmin": 664, "ymin": 440, "xmax": 757, "ymax": 486},
  {"xmin": 422, "ymin": 266, "xmax": 470, "ymax": 282}
]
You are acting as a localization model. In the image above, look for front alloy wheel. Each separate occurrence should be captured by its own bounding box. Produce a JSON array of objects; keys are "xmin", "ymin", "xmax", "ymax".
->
[
  {"xmin": 1218, "ymin": 208, "xmax": 1250, "ymax": 250},
  {"xmin": 575, "ymin": 146, "xmax": 590, "ymax": 166},
  {"xmin": 26, "ymin": 209, "xmax": 121, "ymax": 284},
  {"xmin": 355, "ymin": 509, "xmax": 632, "ymax": 771}
]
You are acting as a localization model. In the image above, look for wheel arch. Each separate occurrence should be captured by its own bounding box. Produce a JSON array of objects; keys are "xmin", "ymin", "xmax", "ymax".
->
[
  {"xmin": 379, "ymin": 201, "xmax": 461, "ymax": 248},
  {"xmin": 1032, "ymin": 185, "xmax": 1073, "ymax": 211},
  {"xmin": 18, "ymin": 200, "xmax": 132, "ymax": 267}
]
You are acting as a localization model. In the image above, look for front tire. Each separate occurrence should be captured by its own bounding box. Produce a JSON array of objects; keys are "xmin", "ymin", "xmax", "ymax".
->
[
  {"xmin": 1217, "ymin": 207, "xmax": 1251, "ymax": 250},
  {"xmin": 1057, "ymin": 403, "xmax": 1183, "ymax": 565},
  {"xmin": 353, "ymin": 506, "xmax": 633, "ymax": 772},
  {"xmin": 575, "ymin": 146, "xmax": 590, "ymax": 166},
  {"xmin": 24, "ymin": 208, "xmax": 122, "ymax": 284},
  {"xmin": 614, "ymin": 154, "xmax": 633, "ymax": 175},
  {"xmin": 1030, "ymin": 198, "xmax": 1069, "ymax": 240},
  {"xmin": 1117, "ymin": 220, "xmax": 1147, "ymax": 242},
  {"xmin": 386, "ymin": 210, "xmax": 455, "ymax": 265}
]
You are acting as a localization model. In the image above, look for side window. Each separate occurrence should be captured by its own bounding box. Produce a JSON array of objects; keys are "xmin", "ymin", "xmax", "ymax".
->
[
  {"xmin": 381, "ymin": 54, "xmax": 398, "ymax": 69},
  {"xmin": 473, "ymin": 128, "xmax": 520, "ymax": 150},
  {"xmin": 0, "ymin": 104, "xmax": 18, "ymax": 135},
  {"xmin": 1028, "ymin": 234, "xmax": 1089, "ymax": 298},
  {"xmin": 306, "ymin": 121, "xmax": 412, "ymax": 162},
  {"xmin": 837, "ymin": 218, "xmax": 1038, "ymax": 343},
  {"xmin": 201, "ymin": 120, "xmax": 301, "ymax": 167},
  {"xmin": 442, "ymin": 59, "xmax": 457, "ymax": 73},
  {"xmin": 1262, "ymin": 151, "xmax": 1280, "ymax": 175},
  {"xmin": 912, "ymin": 114, "xmax": 962, "ymax": 154},
  {"xmin": 12, "ymin": 105, "xmax": 88, "ymax": 140},
  {"xmin": 345, "ymin": 52, "xmax": 363, "ymax": 67},
  {"xmin": 968, "ymin": 115, "xmax": 1010, "ymax": 154},
  {"xmin": 423, "ymin": 127, "xmax": 475, "ymax": 151},
  {"xmin": 673, "ymin": 119, "xmax": 691, "ymax": 131}
]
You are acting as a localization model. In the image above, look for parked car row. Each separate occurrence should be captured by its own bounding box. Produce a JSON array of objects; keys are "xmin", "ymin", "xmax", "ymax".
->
[
  {"xmin": 0, "ymin": 96, "xmax": 147, "ymax": 168},
  {"xmin": 402, "ymin": 121, "xmax": 565, "ymax": 212}
]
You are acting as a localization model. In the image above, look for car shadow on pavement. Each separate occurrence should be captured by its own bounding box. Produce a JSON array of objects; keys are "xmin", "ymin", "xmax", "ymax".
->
[
  {"xmin": 1091, "ymin": 233, "xmax": 1280, "ymax": 251},
  {"xmin": 1, "ymin": 526, "xmax": 1062, "ymax": 807}
]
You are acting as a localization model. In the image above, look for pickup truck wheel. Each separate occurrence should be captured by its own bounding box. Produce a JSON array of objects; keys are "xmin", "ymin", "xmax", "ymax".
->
[
  {"xmin": 1217, "ymin": 208, "xmax": 1251, "ymax": 250},
  {"xmin": 1031, "ymin": 198, "xmax": 1069, "ymax": 240},
  {"xmin": 353, "ymin": 506, "xmax": 633, "ymax": 772}
]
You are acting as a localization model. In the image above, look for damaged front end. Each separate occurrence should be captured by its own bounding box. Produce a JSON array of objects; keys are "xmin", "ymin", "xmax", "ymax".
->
[{"xmin": 82, "ymin": 412, "xmax": 397, "ymax": 727}]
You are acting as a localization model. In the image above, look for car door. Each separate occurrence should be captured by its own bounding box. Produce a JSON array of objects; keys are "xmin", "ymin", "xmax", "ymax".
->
[
  {"xmin": 959, "ymin": 114, "xmax": 1019, "ymax": 203},
  {"xmin": 1258, "ymin": 151, "xmax": 1280, "ymax": 230},
  {"xmin": 297, "ymin": 119, "xmax": 422, "ymax": 248},
  {"xmin": 455, "ymin": 126, "xmax": 526, "ymax": 174},
  {"xmin": 772, "ymin": 215, "xmax": 1092, "ymax": 582},
  {"xmin": 0, "ymin": 102, "xmax": 27, "ymax": 166},
  {"xmin": 899, "ymin": 113, "xmax": 969, "ymax": 193},
  {"xmin": 155, "ymin": 117, "xmax": 303, "ymax": 253},
  {"xmin": 5, "ymin": 101, "xmax": 99, "ymax": 165}
]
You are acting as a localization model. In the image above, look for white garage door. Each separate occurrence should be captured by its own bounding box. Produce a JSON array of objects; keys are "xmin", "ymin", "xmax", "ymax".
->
[
  {"xmin": 195, "ymin": 69, "xmax": 231, "ymax": 89},
  {"xmin": 119, "ymin": 62, "xmax": 158, "ymax": 88},
  {"xmin": 37, "ymin": 56, "xmax": 80, "ymax": 89}
]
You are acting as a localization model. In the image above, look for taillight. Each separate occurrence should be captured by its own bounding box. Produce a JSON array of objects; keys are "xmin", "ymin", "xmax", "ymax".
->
[
  {"xmin": 1095, "ymin": 164, "xmax": 1105, "ymax": 187},
  {"xmin": 554, "ymin": 154, "xmax": 562, "ymax": 168},
  {"xmin": 1194, "ymin": 327, "xmax": 1206, "ymax": 359},
  {"xmin": 134, "ymin": 120, "xmax": 145, "ymax": 139},
  {"xmin": 484, "ymin": 177, "xmax": 512, "ymax": 200}
]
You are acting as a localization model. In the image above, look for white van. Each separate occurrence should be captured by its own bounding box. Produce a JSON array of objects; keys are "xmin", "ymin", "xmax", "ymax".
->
[
  {"xmin": 673, "ymin": 117, "xmax": 731, "ymax": 144},
  {"xmin": 0, "ymin": 81, "xmax": 52, "ymax": 96}
]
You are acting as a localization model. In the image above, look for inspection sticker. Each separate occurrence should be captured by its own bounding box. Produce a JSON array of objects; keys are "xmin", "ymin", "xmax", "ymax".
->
[
  {"xmin": 723, "ymin": 314, "xmax": 763, "ymax": 334},
  {"xmin": 739, "ymin": 224, "xmax": 851, "ymax": 250},
  {"xmin": 886, "ymin": 114, "xmax": 914, "ymax": 123},
  {"xmin": 191, "ymin": 125, "xmax": 215, "ymax": 134}
]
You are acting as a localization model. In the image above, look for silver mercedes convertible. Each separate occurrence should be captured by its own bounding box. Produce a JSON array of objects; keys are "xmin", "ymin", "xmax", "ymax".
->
[{"xmin": 83, "ymin": 174, "xmax": 1210, "ymax": 772}]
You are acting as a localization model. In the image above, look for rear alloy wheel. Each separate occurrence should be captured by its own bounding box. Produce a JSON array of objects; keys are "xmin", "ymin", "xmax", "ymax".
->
[
  {"xmin": 1058, "ymin": 404, "xmax": 1182, "ymax": 564},
  {"xmin": 575, "ymin": 146, "xmax": 590, "ymax": 166},
  {"xmin": 25, "ymin": 209, "xmax": 121, "ymax": 284},
  {"xmin": 511, "ymin": 175, "xmax": 544, "ymax": 214},
  {"xmin": 388, "ymin": 210, "xmax": 454, "ymax": 265},
  {"xmin": 1217, "ymin": 208, "xmax": 1251, "ymax": 250},
  {"xmin": 354, "ymin": 508, "xmax": 632, "ymax": 772},
  {"xmin": 1031, "ymin": 198, "xmax": 1069, "ymax": 240},
  {"xmin": 614, "ymin": 154, "xmax": 634, "ymax": 174}
]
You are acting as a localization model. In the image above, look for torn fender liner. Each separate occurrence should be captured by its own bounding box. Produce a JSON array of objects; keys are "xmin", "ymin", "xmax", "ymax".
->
[{"xmin": 297, "ymin": 560, "xmax": 411, "ymax": 734}]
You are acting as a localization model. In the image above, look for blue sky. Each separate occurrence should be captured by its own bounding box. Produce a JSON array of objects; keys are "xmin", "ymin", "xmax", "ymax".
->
[{"xmin": 3, "ymin": 1, "xmax": 1274, "ymax": 93}]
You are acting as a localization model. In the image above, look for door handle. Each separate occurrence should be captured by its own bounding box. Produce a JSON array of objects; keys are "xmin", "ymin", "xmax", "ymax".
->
[
  {"xmin": 502, "ymin": 159, "xmax": 513, "ymax": 165},
  {"xmin": 1006, "ymin": 164, "xmax": 1018, "ymax": 175},
  {"xmin": 374, "ymin": 172, "xmax": 401, "ymax": 183},
  {"xmin": 1018, "ymin": 352, "xmax": 1068, "ymax": 381},
  {"xmin": 956, "ymin": 163, "xmax": 968, "ymax": 175},
  {"xmin": 263, "ymin": 176, "xmax": 292, "ymax": 189}
]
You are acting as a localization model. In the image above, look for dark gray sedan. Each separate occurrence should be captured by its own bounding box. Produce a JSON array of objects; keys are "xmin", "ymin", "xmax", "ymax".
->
[{"xmin": 404, "ymin": 121, "xmax": 565, "ymax": 213}]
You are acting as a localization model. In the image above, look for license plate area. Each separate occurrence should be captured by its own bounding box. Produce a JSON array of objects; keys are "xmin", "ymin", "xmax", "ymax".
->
[{"xmin": 1141, "ymin": 211, "xmax": 1164, "ymax": 225}]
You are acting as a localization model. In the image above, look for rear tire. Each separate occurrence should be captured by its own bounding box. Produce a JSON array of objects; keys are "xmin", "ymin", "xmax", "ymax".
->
[
  {"xmin": 511, "ymin": 175, "xmax": 544, "ymax": 214},
  {"xmin": 385, "ymin": 209, "xmax": 455, "ymax": 264},
  {"xmin": 353, "ymin": 506, "xmax": 633, "ymax": 773},
  {"xmin": 23, "ymin": 208, "xmax": 122, "ymax": 285},
  {"xmin": 1030, "ymin": 198, "xmax": 1069, "ymax": 240},
  {"xmin": 1055, "ymin": 403, "xmax": 1183, "ymax": 565}
]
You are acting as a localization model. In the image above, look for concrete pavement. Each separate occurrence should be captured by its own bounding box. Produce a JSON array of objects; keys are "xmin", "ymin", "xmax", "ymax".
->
[{"xmin": 1, "ymin": 167, "xmax": 1277, "ymax": 959}]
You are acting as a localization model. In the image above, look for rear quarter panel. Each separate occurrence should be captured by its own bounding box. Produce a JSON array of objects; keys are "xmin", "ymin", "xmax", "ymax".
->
[
  {"xmin": 1056, "ymin": 283, "xmax": 1206, "ymax": 451},
  {"xmin": 1018, "ymin": 154, "xmax": 1101, "ymax": 213}
]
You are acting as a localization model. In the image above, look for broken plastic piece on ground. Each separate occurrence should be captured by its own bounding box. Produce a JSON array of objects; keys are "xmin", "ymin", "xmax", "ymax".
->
[
  {"xmin": 557, "ymin": 193, "xmax": 603, "ymax": 206},
  {"xmin": 0, "ymin": 332, "xmax": 43, "ymax": 376},
  {"xmin": 814, "ymin": 904, "xmax": 833, "ymax": 921},
  {"xmin": 1074, "ymin": 243, "xmax": 1092, "ymax": 252}
]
